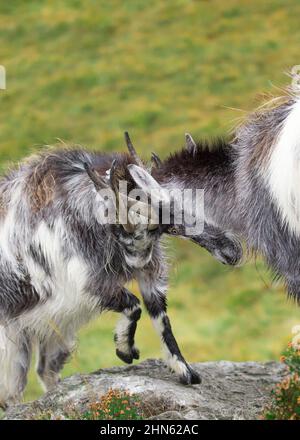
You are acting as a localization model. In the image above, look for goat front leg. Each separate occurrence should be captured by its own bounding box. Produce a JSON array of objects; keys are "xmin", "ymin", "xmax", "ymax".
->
[
  {"xmin": 103, "ymin": 288, "xmax": 141, "ymax": 364},
  {"xmin": 137, "ymin": 269, "xmax": 201, "ymax": 385}
]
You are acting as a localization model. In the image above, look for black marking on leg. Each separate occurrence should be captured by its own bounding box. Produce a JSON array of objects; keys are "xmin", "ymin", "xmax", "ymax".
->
[
  {"xmin": 127, "ymin": 307, "xmax": 141, "ymax": 349},
  {"xmin": 111, "ymin": 289, "xmax": 141, "ymax": 364},
  {"xmin": 115, "ymin": 306, "xmax": 141, "ymax": 363},
  {"xmin": 160, "ymin": 314, "xmax": 201, "ymax": 385},
  {"xmin": 116, "ymin": 349, "xmax": 134, "ymax": 364},
  {"xmin": 143, "ymin": 295, "xmax": 167, "ymax": 318},
  {"xmin": 48, "ymin": 349, "xmax": 70, "ymax": 374},
  {"xmin": 131, "ymin": 346, "xmax": 140, "ymax": 360},
  {"xmin": 130, "ymin": 307, "xmax": 142, "ymax": 322},
  {"xmin": 161, "ymin": 315, "xmax": 185, "ymax": 362}
]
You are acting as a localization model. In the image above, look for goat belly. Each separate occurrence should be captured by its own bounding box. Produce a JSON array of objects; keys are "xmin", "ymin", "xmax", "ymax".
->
[{"xmin": 18, "ymin": 255, "xmax": 99, "ymax": 336}]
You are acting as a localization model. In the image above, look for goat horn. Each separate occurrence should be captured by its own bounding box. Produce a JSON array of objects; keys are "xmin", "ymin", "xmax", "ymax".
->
[
  {"xmin": 151, "ymin": 152, "xmax": 162, "ymax": 168},
  {"xmin": 84, "ymin": 162, "xmax": 109, "ymax": 189},
  {"xmin": 124, "ymin": 131, "xmax": 144, "ymax": 168},
  {"xmin": 185, "ymin": 133, "xmax": 197, "ymax": 154},
  {"xmin": 109, "ymin": 159, "xmax": 118, "ymax": 188}
]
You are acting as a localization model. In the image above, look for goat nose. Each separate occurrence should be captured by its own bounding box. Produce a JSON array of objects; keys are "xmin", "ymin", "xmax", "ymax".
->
[{"xmin": 221, "ymin": 242, "xmax": 243, "ymax": 265}]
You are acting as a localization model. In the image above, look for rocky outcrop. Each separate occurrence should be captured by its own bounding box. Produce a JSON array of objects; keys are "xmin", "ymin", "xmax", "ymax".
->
[{"xmin": 4, "ymin": 359, "xmax": 286, "ymax": 420}]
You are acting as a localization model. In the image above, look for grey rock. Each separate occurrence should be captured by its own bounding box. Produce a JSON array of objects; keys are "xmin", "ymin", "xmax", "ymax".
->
[
  {"xmin": 149, "ymin": 411, "xmax": 185, "ymax": 420},
  {"xmin": 4, "ymin": 359, "xmax": 287, "ymax": 420}
]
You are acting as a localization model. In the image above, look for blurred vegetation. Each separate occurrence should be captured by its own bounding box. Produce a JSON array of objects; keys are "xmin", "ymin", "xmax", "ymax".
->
[
  {"xmin": 0, "ymin": 0, "xmax": 300, "ymax": 402},
  {"xmin": 263, "ymin": 333, "xmax": 300, "ymax": 420}
]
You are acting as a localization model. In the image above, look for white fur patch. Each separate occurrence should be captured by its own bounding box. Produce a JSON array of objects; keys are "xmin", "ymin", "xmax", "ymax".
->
[
  {"xmin": 19, "ymin": 218, "xmax": 98, "ymax": 338},
  {"xmin": 124, "ymin": 251, "xmax": 152, "ymax": 269},
  {"xmin": 152, "ymin": 313, "xmax": 188, "ymax": 376},
  {"xmin": 0, "ymin": 325, "xmax": 26, "ymax": 405},
  {"xmin": 267, "ymin": 98, "xmax": 300, "ymax": 234},
  {"xmin": 115, "ymin": 315, "xmax": 131, "ymax": 352},
  {"xmin": 115, "ymin": 305, "xmax": 140, "ymax": 354},
  {"xmin": 152, "ymin": 313, "xmax": 165, "ymax": 334},
  {"xmin": 0, "ymin": 180, "xmax": 23, "ymax": 265},
  {"xmin": 165, "ymin": 353, "xmax": 188, "ymax": 376}
]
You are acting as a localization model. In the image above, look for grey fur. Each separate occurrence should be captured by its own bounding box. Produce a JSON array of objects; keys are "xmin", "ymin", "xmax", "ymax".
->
[
  {"xmin": 156, "ymin": 97, "xmax": 300, "ymax": 302},
  {"xmin": 0, "ymin": 146, "xmax": 241, "ymax": 407}
]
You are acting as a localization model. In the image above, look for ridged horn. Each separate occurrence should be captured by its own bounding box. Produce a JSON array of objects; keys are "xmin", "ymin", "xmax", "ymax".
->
[
  {"xmin": 84, "ymin": 162, "xmax": 108, "ymax": 189},
  {"xmin": 151, "ymin": 152, "xmax": 162, "ymax": 168},
  {"xmin": 109, "ymin": 158, "xmax": 118, "ymax": 188},
  {"xmin": 124, "ymin": 131, "xmax": 144, "ymax": 167}
]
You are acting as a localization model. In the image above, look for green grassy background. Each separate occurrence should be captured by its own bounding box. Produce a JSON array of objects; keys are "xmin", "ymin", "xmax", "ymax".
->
[{"xmin": 0, "ymin": 0, "xmax": 299, "ymax": 402}]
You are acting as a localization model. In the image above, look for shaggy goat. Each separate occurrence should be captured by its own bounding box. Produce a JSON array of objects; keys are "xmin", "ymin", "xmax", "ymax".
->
[
  {"xmin": 154, "ymin": 88, "xmax": 300, "ymax": 304},
  {"xmin": 0, "ymin": 139, "xmax": 242, "ymax": 407}
]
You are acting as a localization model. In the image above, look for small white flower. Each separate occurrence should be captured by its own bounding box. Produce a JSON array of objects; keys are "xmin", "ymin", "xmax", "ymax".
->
[
  {"xmin": 291, "ymin": 337, "xmax": 300, "ymax": 350},
  {"xmin": 291, "ymin": 324, "xmax": 300, "ymax": 335}
]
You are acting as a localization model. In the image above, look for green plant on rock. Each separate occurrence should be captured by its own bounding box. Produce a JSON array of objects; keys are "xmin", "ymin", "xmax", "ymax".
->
[
  {"xmin": 81, "ymin": 389, "xmax": 143, "ymax": 420},
  {"xmin": 263, "ymin": 326, "xmax": 300, "ymax": 420}
]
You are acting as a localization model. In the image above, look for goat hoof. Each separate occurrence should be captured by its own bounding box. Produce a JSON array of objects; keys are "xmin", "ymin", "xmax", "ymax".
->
[
  {"xmin": 131, "ymin": 347, "xmax": 140, "ymax": 360},
  {"xmin": 116, "ymin": 349, "xmax": 133, "ymax": 364},
  {"xmin": 116, "ymin": 347, "xmax": 140, "ymax": 364},
  {"xmin": 179, "ymin": 367, "xmax": 202, "ymax": 385},
  {"xmin": 0, "ymin": 402, "xmax": 8, "ymax": 411}
]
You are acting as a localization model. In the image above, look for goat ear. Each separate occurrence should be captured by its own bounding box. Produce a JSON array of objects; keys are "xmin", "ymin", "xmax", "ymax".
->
[
  {"xmin": 127, "ymin": 164, "xmax": 170, "ymax": 204},
  {"xmin": 127, "ymin": 164, "xmax": 161, "ymax": 191},
  {"xmin": 84, "ymin": 163, "xmax": 108, "ymax": 189}
]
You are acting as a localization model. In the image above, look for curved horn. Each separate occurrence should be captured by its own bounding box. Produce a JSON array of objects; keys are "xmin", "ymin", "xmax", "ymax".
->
[
  {"xmin": 185, "ymin": 133, "xmax": 197, "ymax": 154},
  {"xmin": 84, "ymin": 162, "xmax": 108, "ymax": 189},
  {"xmin": 109, "ymin": 158, "xmax": 118, "ymax": 188},
  {"xmin": 151, "ymin": 152, "xmax": 162, "ymax": 168},
  {"xmin": 124, "ymin": 131, "xmax": 144, "ymax": 167}
]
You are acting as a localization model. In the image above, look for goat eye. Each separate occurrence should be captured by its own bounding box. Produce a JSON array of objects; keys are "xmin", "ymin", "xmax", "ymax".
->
[{"xmin": 170, "ymin": 227, "xmax": 178, "ymax": 235}]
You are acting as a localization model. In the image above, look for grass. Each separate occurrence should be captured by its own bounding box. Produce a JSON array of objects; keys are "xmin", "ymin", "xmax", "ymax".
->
[{"xmin": 0, "ymin": 0, "xmax": 300, "ymax": 402}]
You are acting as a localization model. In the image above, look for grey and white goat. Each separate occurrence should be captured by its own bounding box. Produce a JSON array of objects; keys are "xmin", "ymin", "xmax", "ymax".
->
[
  {"xmin": 0, "ymin": 136, "xmax": 242, "ymax": 407},
  {"xmin": 154, "ymin": 87, "xmax": 300, "ymax": 305}
]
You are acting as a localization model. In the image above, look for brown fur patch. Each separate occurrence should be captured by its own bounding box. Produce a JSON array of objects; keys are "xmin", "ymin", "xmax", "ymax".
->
[
  {"xmin": 233, "ymin": 97, "xmax": 293, "ymax": 169},
  {"xmin": 27, "ymin": 166, "xmax": 56, "ymax": 213},
  {"xmin": 96, "ymin": 152, "xmax": 140, "ymax": 193}
]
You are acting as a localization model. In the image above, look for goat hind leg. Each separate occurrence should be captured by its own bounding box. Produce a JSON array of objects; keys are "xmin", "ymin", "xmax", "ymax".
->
[
  {"xmin": 37, "ymin": 337, "xmax": 73, "ymax": 391},
  {"xmin": 0, "ymin": 326, "xmax": 32, "ymax": 409}
]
